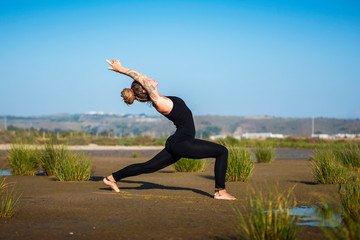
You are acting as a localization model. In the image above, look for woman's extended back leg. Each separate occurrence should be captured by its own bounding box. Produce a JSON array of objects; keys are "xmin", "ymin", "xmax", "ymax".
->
[{"xmin": 112, "ymin": 149, "xmax": 180, "ymax": 182}]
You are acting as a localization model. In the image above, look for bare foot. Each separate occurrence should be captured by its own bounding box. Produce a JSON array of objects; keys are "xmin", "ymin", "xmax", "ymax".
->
[
  {"xmin": 103, "ymin": 175, "xmax": 120, "ymax": 193},
  {"xmin": 214, "ymin": 189, "xmax": 236, "ymax": 200}
]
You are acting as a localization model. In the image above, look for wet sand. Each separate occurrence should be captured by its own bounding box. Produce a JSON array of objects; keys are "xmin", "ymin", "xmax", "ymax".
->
[{"xmin": 0, "ymin": 150, "xmax": 336, "ymax": 240}]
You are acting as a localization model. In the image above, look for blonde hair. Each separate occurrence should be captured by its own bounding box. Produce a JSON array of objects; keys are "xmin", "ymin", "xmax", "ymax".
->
[{"xmin": 121, "ymin": 81, "xmax": 150, "ymax": 105}]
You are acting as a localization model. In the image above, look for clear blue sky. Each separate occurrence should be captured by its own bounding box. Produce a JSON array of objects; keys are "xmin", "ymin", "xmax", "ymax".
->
[{"xmin": 1, "ymin": 0, "xmax": 359, "ymax": 118}]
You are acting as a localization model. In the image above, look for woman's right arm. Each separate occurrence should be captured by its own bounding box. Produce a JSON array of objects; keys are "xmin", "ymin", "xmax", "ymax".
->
[{"xmin": 106, "ymin": 59, "xmax": 159, "ymax": 102}]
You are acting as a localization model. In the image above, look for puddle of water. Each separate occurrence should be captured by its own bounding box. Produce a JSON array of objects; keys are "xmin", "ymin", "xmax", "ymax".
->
[
  {"xmin": 288, "ymin": 206, "xmax": 343, "ymax": 227},
  {"xmin": 0, "ymin": 170, "xmax": 11, "ymax": 176},
  {"xmin": 35, "ymin": 170, "xmax": 45, "ymax": 176},
  {"xmin": 0, "ymin": 169, "xmax": 45, "ymax": 176}
]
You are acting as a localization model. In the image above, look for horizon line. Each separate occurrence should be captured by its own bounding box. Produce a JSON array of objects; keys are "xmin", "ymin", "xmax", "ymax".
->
[{"xmin": 0, "ymin": 113, "xmax": 359, "ymax": 120}]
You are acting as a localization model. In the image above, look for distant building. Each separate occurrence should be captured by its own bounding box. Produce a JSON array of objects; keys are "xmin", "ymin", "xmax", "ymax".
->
[
  {"xmin": 86, "ymin": 111, "xmax": 105, "ymax": 115},
  {"xmin": 86, "ymin": 111, "xmax": 97, "ymax": 115},
  {"xmin": 311, "ymin": 133, "xmax": 360, "ymax": 139},
  {"xmin": 210, "ymin": 133, "xmax": 284, "ymax": 140},
  {"xmin": 333, "ymin": 133, "xmax": 357, "ymax": 139},
  {"xmin": 209, "ymin": 135, "xmax": 228, "ymax": 140},
  {"xmin": 270, "ymin": 134, "xmax": 285, "ymax": 138},
  {"xmin": 135, "ymin": 118, "xmax": 160, "ymax": 122},
  {"xmin": 242, "ymin": 132, "xmax": 284, "ymax": 139},
  {"xmin": 311, "ymin": 134, "xmax": 330, "ymax": 139}
]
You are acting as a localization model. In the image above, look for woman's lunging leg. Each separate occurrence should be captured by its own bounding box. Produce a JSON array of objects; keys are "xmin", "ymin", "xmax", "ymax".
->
[
  {"xmin": 170, "ymin": 139, "xmax": 235, "ymax": 200},
  {"xmin": 112, "ymin": 149, "xmax": 179, "ymax": 182},
  {"xmin": 170, "ymin": 139, "xmax": 228, "ymax": 189}
]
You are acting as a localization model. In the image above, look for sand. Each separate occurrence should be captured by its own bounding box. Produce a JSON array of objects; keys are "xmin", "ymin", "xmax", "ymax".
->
[{"xmin": 0, "ymin": 150, "xmax": 336, "ymax": 240}]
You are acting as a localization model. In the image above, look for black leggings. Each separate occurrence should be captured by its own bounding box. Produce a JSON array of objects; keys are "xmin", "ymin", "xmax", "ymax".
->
[{"xmin": 112, "ymin": 139, "xmax": 228, "ymax": 189}]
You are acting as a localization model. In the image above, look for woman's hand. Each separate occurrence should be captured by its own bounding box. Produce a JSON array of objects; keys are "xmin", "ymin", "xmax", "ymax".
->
[{"xmin": 106, "ymin": 59, "xmax": 126, "ymax": 73}]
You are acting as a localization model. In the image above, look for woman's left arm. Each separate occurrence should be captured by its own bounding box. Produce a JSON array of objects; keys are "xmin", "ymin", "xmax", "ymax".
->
[{"xmin": 106, "ymin": 59, "xmax": 159, "ymax": 101}]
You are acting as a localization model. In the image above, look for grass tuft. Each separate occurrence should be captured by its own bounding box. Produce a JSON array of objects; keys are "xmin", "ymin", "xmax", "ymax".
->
[
  {"xmin": 39, "ymin": 142, "xmax": 67, "ymax": 176},
  {"xmin": 254, "ymin": 143, "xmax": 275, "ymax": 163},
  {"xmin": 54, "ymin": 150, "xmax": 92, "ymax": 181},
  {"xmin": 321, "ymin": 178, "xmax": 360, "ymax": 240},
  {"xmin": 0, "ymin": 177, "xmax": 21, "ymax": 218},
  {"xmin": 334, "ymin": 144, "xmax": 360, "ymax": 169},
  {"xmin": 226, "ymin": 146, "xmax": 254, "ymax": 182},
  {"xmin": 233, "ymin": 186, "xmax": 301, "ymax": 240},
  {"xmin": 323, "ymin": 220, "xmax": 360, "ymax": 240},
  {"xmin": 311, "ymin": 149, "xmax": 352, "ymax": 184},
  {"xmin": 7, "ymin": 144, "xmax": 38, "ymax": 176},
  {"xmin": 173, "ymin": 158, "xmax": 205, "ymax": 172},
  {"xmin": 339, "ymin": 179, "xmax": 360, "ymax": 223},
  {"xmin": 0, "ymin": 176, "xmax": 6, "ymax": 191}
]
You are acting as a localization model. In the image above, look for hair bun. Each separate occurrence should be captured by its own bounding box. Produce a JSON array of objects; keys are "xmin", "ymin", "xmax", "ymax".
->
[{"xmin": 121, "ymin": 88, "xmax": 135, "ymax": 105}]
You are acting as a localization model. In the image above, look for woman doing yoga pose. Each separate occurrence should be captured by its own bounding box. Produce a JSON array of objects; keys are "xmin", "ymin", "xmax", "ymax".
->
[{"xmin": 103, "ymin": 59, "xmax": 236, "ymax": 200}]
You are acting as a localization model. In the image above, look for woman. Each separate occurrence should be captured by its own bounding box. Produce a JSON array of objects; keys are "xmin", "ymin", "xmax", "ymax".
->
[{"xmin": 103, "ymin": 59, "xmax": 236, "ymax": 200}]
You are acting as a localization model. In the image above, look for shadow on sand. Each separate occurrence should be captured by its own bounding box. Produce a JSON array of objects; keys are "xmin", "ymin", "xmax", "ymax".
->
[
  {"xmin": 91, "ymin": 176, "xmax": 213, "ymax": 198},
  {"xmin": 212, "ymin": 235, "xmax": 238, "ymax": 240},
  {"xmin": 289, "ymin": 180, "xmax": 318, "ymax": 185},
  {"xmin": 200, "ymin": 174, "xmax": 215, "ymax": 181}
]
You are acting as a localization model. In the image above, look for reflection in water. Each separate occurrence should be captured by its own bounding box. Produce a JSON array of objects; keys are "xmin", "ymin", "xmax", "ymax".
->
[
  {"xmin": 0, "ymin": 170, "xmax": 11, "ymax": 176},
  {"xmin": 288, "ymin": 206, "xmax": 343, "ymax": 227}
]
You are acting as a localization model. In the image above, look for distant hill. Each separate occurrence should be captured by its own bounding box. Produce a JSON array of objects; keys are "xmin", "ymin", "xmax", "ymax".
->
[{"xmin": 1, "ymin": 114, "xmax": 360, "ymax": 138}]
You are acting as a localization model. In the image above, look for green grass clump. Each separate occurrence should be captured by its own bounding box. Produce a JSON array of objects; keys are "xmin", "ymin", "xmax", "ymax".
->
[
  {"xmin": 131, "ymin": 152, "xmax": 139, "ymax": 158},
  {"xmin": 0, "ymin": 177, "xmax": 21, "ymax": 218},
  {"xmin": 324, "ymin": 220, "xmax": 360, "ymax": 240},
  {"xmin": 54, "ymin": 151, "xmax": 92, "ymax": 181},
  {"xmin": 311, "ymin": 149, "xmax": 351, "ymax": 184},
  {"xmin": 321, "ymin": 179, "xmax": 360, "ymax": 240},
  {"xmin": 8, "ymin": 144, "xmax": 38, "ymax": 176},
  {"xmin": 39, "ymin": 143, "xmax": 68, "ymax": 176},
  {"xmin": 334, "ymin": 144, "xmax": 360, "ymax": 169},
  {"xmin": 0, "ymin": 177, "xmax": 6, "ymax": 192},
  {"xmin": 173, "ymin": 158, "xmax": 205, "ymax": 172},
  {"xmin": 339, "ymin": 179, "xmax": 360, "ymax": 223},
  {"xmin": 226, "ymin": 146, "xmax": 254, "ymax": 182},
  {"xmin": 254, "ymin": 144, "xmax": 275, "ymax": 163},
  {"xmin": 233, "ymin": 187, "xmax": 301, "ymax": 240}
]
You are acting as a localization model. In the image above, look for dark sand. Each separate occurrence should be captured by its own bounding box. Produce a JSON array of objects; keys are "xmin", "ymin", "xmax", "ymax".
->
[{"xmin": 0, "ymin": 150, "xmax": 336, "ymax": 240}]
